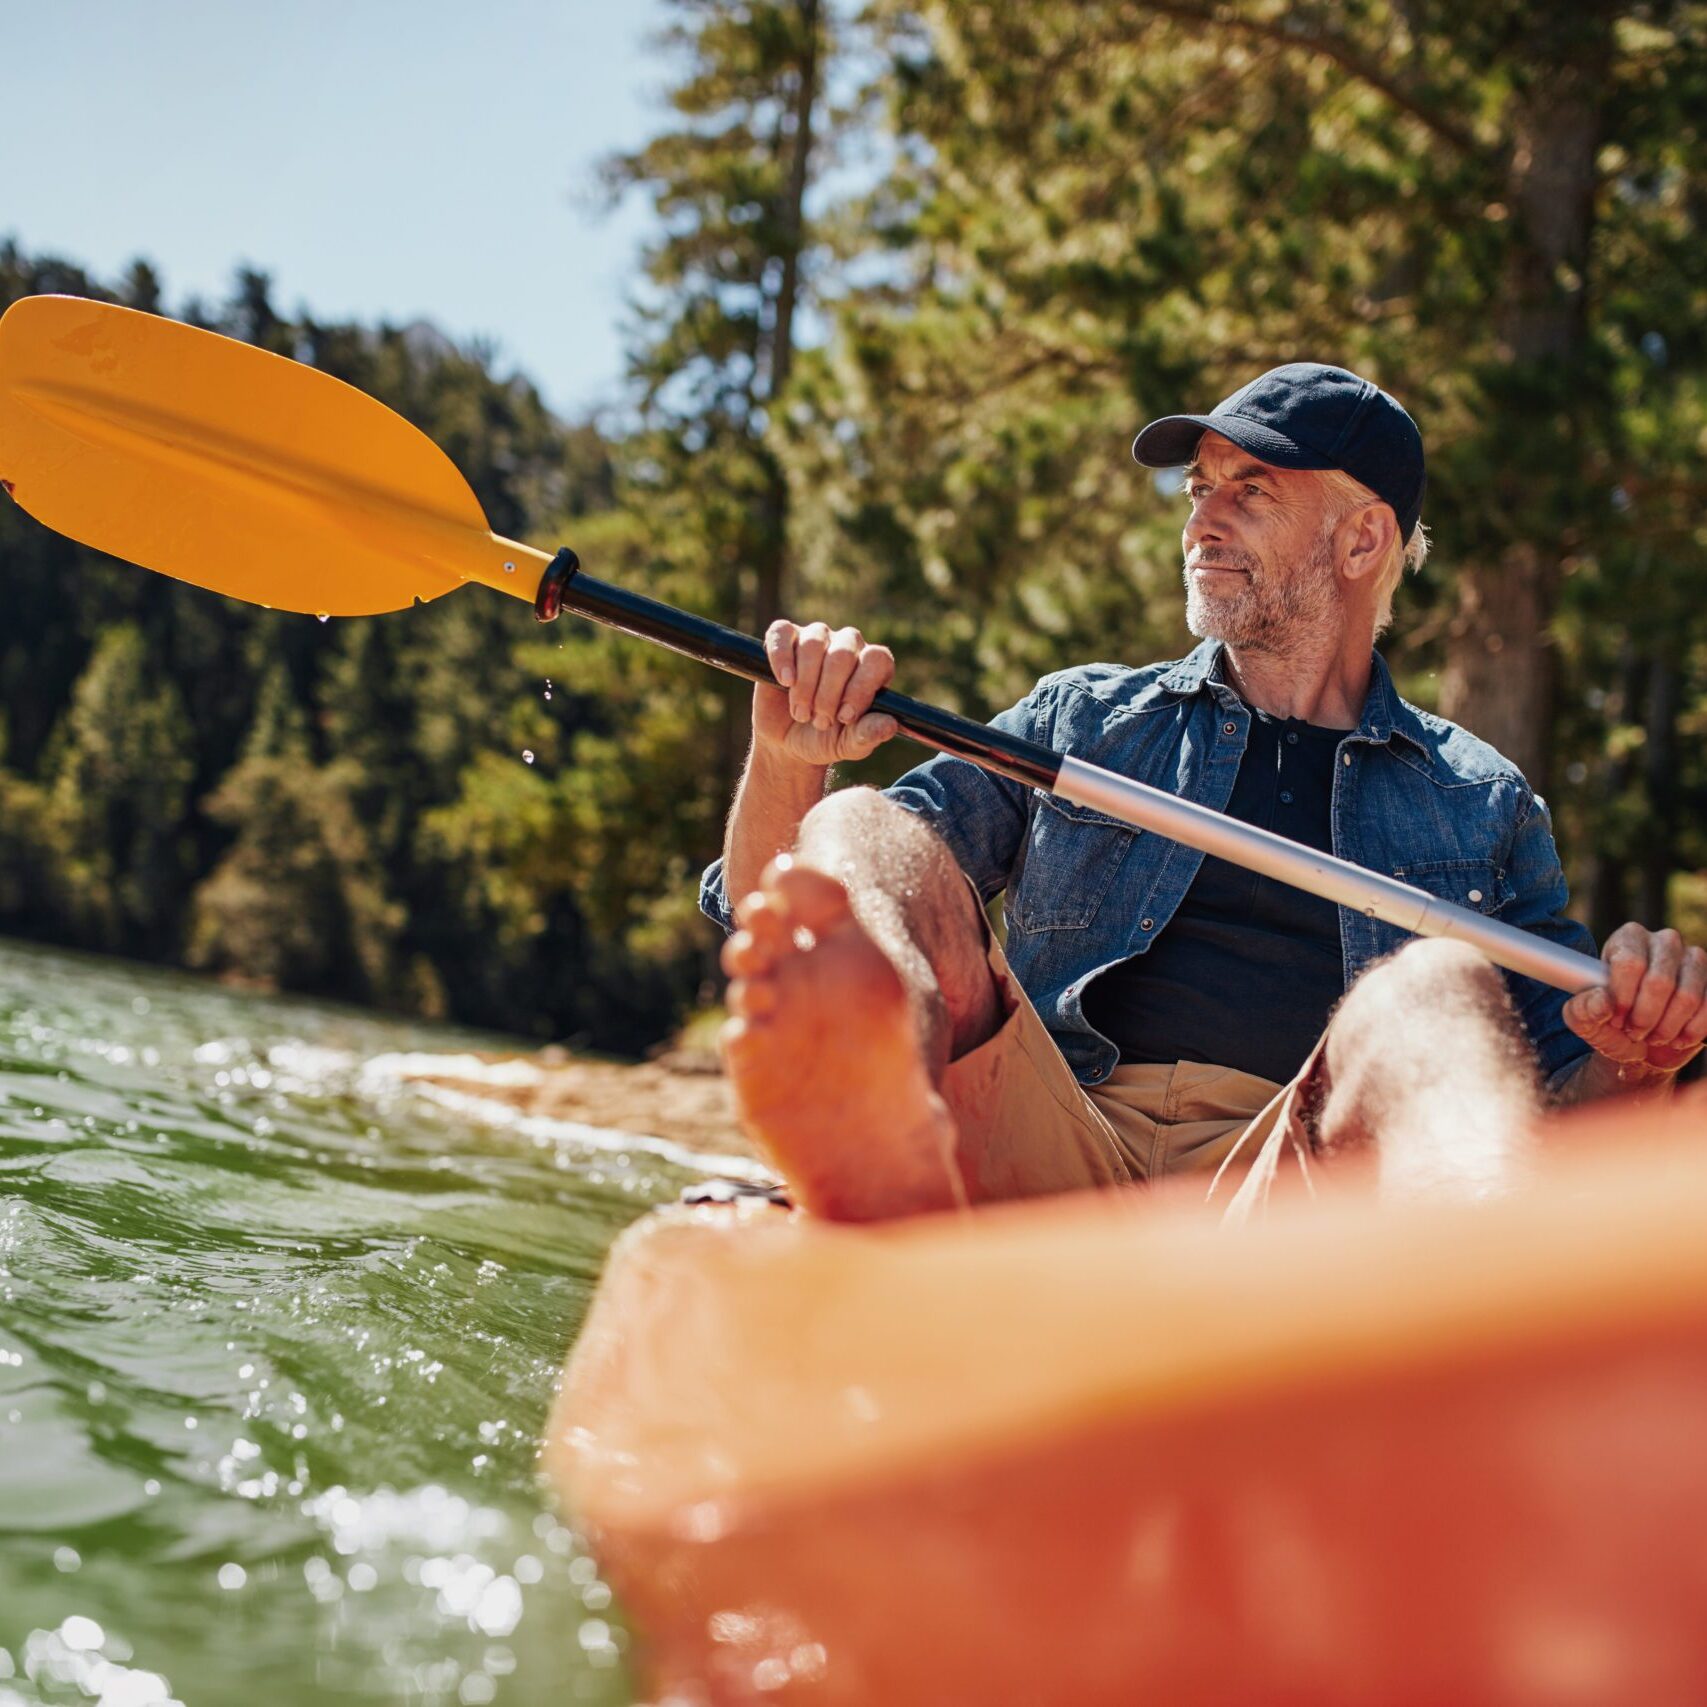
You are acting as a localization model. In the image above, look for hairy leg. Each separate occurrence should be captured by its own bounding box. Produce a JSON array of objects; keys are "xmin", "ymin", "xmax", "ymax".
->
[
  {"xmin": 789, "ymin": 787, "xmax": 1005, "ymax": 1077},
  {"xmin": 1321, "ymin": 938, "xmax": 1541, "ymax": 1204}
]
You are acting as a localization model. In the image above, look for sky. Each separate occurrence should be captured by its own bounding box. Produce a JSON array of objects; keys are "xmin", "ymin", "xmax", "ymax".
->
[{"xmin": 2, "ymin": 0, "xmax": 672, "ymax": 420}]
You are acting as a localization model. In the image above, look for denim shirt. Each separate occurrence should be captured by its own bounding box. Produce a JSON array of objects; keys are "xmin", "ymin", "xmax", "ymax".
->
[{"xmin": 700, "ymin": 640, "xmax": 1596, "ymax": 1094}]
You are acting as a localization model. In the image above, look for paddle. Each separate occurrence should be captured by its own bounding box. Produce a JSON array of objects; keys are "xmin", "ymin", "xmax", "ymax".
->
[{"xmin": 0, "ymin": 294, "xmax": 1605, "ymax": 996}]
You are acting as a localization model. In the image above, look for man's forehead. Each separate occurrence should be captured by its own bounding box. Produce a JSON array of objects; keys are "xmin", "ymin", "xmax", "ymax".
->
[{"xmin": 1187, "ymin": 432, "xmax": 1293, "ymax": 481}]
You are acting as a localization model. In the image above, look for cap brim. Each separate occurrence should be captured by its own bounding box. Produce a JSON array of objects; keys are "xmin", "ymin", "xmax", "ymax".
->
[{"xmin": 1131, "ymin": 412, "xmax": 1337, "ymax": 472}]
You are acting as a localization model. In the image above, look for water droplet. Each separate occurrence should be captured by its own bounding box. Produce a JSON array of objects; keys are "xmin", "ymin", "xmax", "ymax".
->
[
  {"xmin": 60, "ymin": 1615, "xmax": 103, "ymax": 1650},
  {"xmin": 316, "ymin": 612, "xmax": 330, "ymax": 624},
  {"xmin": 522, "ymin": 750, "xmax": 535, "ymax": 765}
]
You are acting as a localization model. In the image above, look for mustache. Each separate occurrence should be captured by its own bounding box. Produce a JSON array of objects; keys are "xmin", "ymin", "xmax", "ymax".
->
[{"xmin": 1185, "ymin": 547, "xmax": 1260, "ymax": 575}]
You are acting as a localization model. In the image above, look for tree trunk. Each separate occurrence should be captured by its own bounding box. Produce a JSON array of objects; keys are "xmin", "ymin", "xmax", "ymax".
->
[
  {"xmin": 1438, "ymin": 541, "xmax": 1557, "ymax": 786},
  {"xmin": 751, "ymin": 0, "xmax": 822, "ymax": 635},
  {"xmin": 1587, "ymin": 641, "xmax": 1643, "ymax": 941},
  {"xmin": 1437, "ymin": 12, "xmax": 1612, "ymax": 788},
  {"xmin": 1638, "ymin": 647, "xmax": 1680, "ymax": 928}
]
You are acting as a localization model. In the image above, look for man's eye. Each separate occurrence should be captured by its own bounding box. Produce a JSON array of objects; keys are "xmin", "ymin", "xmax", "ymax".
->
[
  {"xmin": 1188, "ymin": 483, "xmax": 1209, "ymax": 499},
  {"xmin": 1243, "ymin": 483, "xmax": 1265, "ymax": 497}
]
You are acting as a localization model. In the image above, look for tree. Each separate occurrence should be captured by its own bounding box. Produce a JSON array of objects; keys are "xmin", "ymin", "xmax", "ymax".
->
[
  {"xmin": 188, "ymin": 662, "xmax": 405, "ymax": 1000},
  {"xmin": 48, "ymin": 625, "xmax": 195, "ymax": 955},
  {"xmin": 530, "ymin": 0, "xmax": 841, "ymax": 999},
  {"xmin": 816, "ymin": 0, "xmax": 1707, "ymax": 899}
]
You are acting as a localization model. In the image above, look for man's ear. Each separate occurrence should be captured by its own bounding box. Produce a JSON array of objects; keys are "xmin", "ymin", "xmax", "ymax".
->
[{"xmin": 1337, "ymin": 502, "xmax": 1397, "ymax": 585}]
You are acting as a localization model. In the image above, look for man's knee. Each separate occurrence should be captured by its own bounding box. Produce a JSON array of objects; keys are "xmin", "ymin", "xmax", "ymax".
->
[
  {"xmin": 798, "ymin": 783, "xmax": 904, "ymax": 847},
  {"xmin": 797, "ymin": 787, "xmax": 963, "ymax": 900},
  {"xmin": 795, "ymin": 787, "xmax": 998, "ymax": 1051},
  {"xmin": 1328, "ymin": 936, "xmax": 1522, "ymax": 1091},
  {"xmin": 1343, "ymin": 936, "xmax": 1505, "ymax": 1019}
]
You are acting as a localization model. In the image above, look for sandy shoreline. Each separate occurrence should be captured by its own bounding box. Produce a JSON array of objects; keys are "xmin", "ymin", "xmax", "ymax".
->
[{"xmin": 391, "ymin": 1042, "xmax": 757, "ymax": 1161}]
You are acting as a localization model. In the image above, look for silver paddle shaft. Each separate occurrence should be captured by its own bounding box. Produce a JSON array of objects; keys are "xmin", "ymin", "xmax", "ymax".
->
[
  {"xmin": 528, "ymin": 560, "xmax": 1606, "ymax": 998},
  {"xmin": 1056, "ymin": 756, "xmax": 1606, "ymax": 996}
]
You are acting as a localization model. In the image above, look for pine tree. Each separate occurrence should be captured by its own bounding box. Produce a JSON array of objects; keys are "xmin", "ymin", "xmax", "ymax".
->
[
  {"xmin": 188, "ymin": 662, "xmax": 404, "ymax": 998},
  {"xmin": 48, "ymin": 625, "xmax": 195, "ymax": 955}
]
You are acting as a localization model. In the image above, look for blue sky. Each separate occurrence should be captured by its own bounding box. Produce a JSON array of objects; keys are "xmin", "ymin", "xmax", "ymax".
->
[{"xmin": 3, "ymin": 0, "xmax": 672, "ymax": 419}]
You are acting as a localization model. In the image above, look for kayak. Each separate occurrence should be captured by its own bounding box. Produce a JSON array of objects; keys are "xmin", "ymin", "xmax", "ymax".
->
[{"xmin": 545, "ymin": 1093, "xmax": 1707, "ymax": 1706}]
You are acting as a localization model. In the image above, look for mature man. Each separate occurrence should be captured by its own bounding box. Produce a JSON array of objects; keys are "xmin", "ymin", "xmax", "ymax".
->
[{"xmin": 699, "ymin": 364, "xmax": 1707, "ymax": 1221}]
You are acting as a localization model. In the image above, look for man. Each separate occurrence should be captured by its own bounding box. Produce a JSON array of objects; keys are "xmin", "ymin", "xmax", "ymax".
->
[{"xmin": 699, "ymin": 364, "xmax": 1707, "ymax": 1221}]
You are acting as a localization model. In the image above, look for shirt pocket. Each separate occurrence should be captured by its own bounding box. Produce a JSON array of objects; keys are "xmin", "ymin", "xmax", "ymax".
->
[
  {"xmin": 1389, "ymin": 858, "xmax": 1514, "ymax": 917},
  {"xmin": 1014, "ymin": 794, "xmax": 1140, "ymax": 931}
]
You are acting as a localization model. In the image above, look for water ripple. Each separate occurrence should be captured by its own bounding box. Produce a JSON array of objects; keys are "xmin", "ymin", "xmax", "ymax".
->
[{"xmin": 0, "ymin": 939, "xmax": 675, "ymax": 1704}]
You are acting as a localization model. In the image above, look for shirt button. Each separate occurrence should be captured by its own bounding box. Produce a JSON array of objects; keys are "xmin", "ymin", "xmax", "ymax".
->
[
  {"xmin": 1140, "ymin": 917, "xmax": 1156, "ymax": 932},
  {"xmin": 1468, "ymin": 888, "xmax": 1484, "ymax": 903},
  {"xmin": 1342, "ymin": 752, "xmax": 1352, "ymax": 766},
  {"xmin": 1222, "ymin": 721, "xmax": 1237, "ymax": 736},
  {"xmin": 1280, "ymin": 790, "xmax": 1293, "ymax": 804},
  {"xmin": 1286, "ymin": 731, "xmax": 1298, "ymax": 745}
]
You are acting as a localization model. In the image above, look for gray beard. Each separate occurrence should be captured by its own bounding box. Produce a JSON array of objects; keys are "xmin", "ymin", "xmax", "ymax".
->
[{"xmin": 1183, "ymin": 532, "xmax": 1341, "ymax": 653}]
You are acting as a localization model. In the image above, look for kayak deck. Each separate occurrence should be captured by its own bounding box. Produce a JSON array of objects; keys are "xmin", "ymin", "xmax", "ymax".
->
[{"xmin": 546, "ymin": 1095, "xmax": 1707, "ymax": 1706}]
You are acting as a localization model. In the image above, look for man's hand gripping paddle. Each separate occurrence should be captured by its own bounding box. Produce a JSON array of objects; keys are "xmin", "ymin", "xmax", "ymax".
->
[{"xmin": 0, "ymin": 295, "xmax": 1606, "ymax": 997}]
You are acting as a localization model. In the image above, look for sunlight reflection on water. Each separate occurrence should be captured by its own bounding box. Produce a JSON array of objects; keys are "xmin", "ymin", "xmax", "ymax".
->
[{"xmin": 0, "ymin": 938, "xmax": 693, "ymax": 1705}]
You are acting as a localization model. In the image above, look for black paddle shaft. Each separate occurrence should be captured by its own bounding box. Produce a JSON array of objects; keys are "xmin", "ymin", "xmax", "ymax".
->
[{"xmin": 534, "ymin": 548, "xmax": 1061, "ymax": 792}]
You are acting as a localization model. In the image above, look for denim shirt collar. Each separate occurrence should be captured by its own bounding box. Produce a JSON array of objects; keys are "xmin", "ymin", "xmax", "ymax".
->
[{"xmin": 1157, "ymin": 640, "xmax": 1433, "ymax": 769}]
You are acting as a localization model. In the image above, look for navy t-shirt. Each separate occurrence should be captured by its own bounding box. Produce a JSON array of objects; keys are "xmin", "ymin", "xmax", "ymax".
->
[{"xmin": 1081, "ymin": 705, "xmax": 1349, "ymax": 1084}]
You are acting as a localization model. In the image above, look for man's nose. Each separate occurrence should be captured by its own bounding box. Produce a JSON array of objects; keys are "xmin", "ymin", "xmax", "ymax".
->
[{"xmin": 1184, "ymin": 493, "xmax": 1229, "ymax": 550}]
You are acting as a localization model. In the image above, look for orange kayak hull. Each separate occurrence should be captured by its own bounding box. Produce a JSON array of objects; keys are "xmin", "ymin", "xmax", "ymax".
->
[{"xmin": 546, "ymin": 1097, "xmax": 1707, "ymax": 1706}]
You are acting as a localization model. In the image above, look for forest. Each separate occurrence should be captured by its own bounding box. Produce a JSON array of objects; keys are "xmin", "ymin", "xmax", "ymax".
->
[{"xmin": 1, "ymin": 0, "xmax": 1703, "ymax": 1053}]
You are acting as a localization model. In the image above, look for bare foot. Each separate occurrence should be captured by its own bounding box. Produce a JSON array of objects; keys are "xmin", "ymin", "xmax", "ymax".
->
[{"xmin": 721, "ymin": 857, "xmax": 967, "ymax": 1221}]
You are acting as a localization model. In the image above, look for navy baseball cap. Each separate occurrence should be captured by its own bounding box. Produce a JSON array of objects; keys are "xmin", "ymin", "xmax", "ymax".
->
[{"xmin": 1132, "ymin": 362, "xmax": 1426, "ymax": 541}]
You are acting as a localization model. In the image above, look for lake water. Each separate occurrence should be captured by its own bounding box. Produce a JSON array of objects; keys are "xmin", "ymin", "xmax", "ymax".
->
[{"xmin": 0, "ymin": 937, "xmax": 715, "ymax": 1706}]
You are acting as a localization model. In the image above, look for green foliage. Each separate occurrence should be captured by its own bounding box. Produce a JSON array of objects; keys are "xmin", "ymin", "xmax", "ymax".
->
[
  {"xmin": 0, "ymin": 250, "xmax": 669, "ymax": 1048},
  {"xmin": 187, "ymin": 664, "xmax": 404, "ymax": 1000},
  {"xmin": 2, "ymin": 0, "xmax": 1705, "ymax": 1050},
  {"xmin": 47, "ymin": 625, "xmax": 195, "ymax": 955}
]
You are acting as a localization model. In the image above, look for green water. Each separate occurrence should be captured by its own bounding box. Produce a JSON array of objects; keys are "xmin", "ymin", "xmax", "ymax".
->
[{"xmin": 0, "ymin": 938, "xmax": 717, "ymax": 1706}]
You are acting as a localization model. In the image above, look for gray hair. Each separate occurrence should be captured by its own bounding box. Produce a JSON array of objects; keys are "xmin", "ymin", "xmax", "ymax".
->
[{"xmin": 1318, "ymin": 468, "xmax": 1429, "ymax": 636}]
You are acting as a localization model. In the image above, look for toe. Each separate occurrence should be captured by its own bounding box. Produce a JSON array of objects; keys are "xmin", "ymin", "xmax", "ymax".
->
[
  {"xmin": 723, "ymin": 912, "xmax": 784, "ymax": 977},
  {"xmin": 728, "ymin": 975, "xmax": 778, "ymax": 1020},
  {"xmin": 763, "ymin": 861, "xmax": 853, "ymax": 934},
  {"xmin": 719, "ymin": 1015, "xmax": 755, "ymax": 1067}
]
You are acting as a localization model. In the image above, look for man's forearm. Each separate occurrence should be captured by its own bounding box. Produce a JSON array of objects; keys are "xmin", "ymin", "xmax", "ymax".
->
[
  {"xmin": 722, "ymin": 742, "xmax": 831, "ymax": 906},
  {"xmin": 1552, "ymin": 1051, "xmax": 1679, "ymax": 1109}
]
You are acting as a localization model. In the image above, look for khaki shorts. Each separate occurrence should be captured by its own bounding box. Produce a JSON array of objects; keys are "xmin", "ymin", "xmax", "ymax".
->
[{"xmin": 939, "ymin": 887, "xmax": 1328, "ymax": 1225}]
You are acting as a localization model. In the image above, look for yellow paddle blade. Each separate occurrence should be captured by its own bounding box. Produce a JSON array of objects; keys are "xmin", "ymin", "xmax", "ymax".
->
[{"xmin": 0, "ymin": 295, "xmax": 546, "ymax": 616}]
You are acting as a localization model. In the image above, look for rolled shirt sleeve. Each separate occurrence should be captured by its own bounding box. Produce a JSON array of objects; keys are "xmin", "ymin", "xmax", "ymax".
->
[{"xmin": 697, "ymin": 688, "xmax": 1049, "ymax": 934}]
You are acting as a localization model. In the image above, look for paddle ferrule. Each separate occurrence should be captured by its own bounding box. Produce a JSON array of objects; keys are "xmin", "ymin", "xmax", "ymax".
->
[{"xmin": 533, "ymin": 546, "xmax": 1062, "ymax": 793}]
